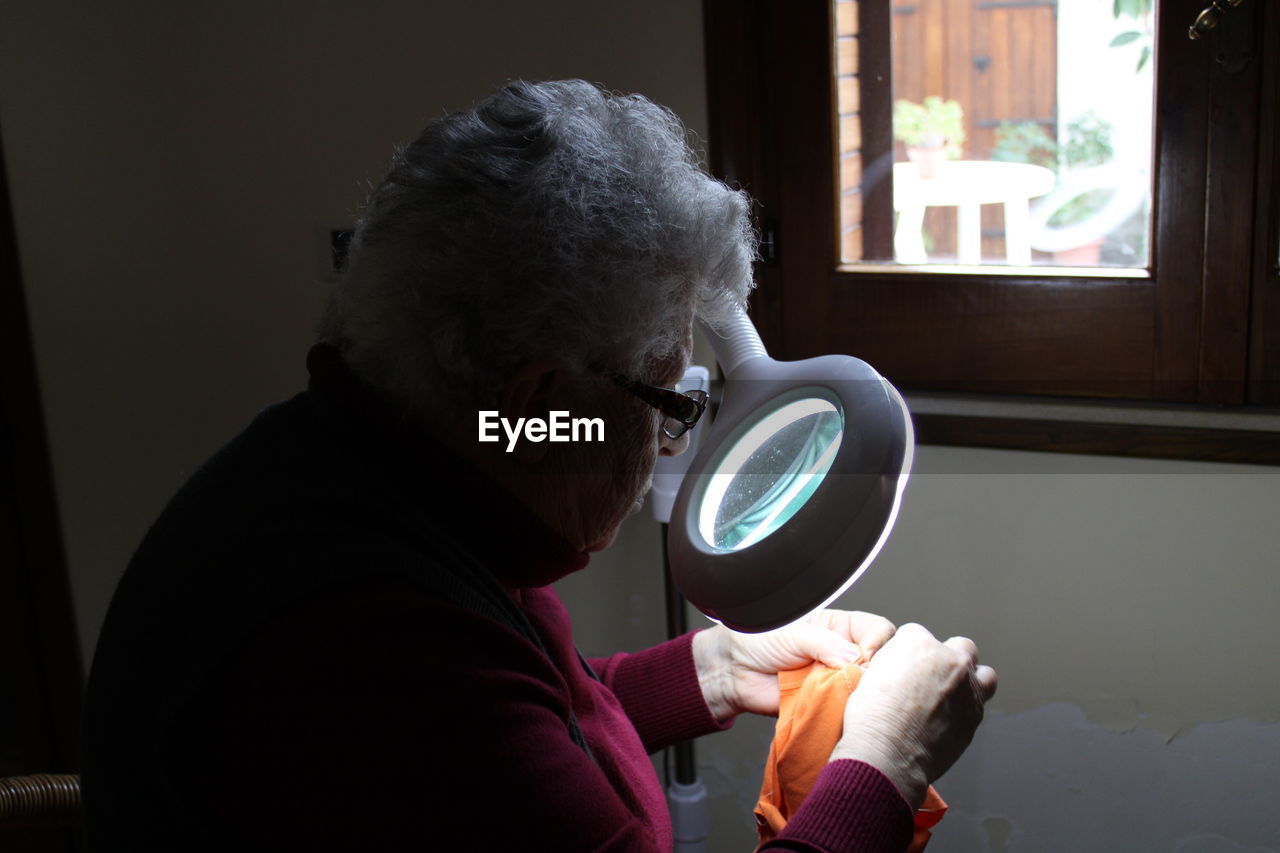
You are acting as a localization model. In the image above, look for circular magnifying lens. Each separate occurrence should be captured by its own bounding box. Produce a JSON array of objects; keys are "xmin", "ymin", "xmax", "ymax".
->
[
  {"xmin": 698, "ymin": 397, "xmax": 844, "ymax": 552},
  {"xmin": 669, "ymin": 355, "xmax": 911, "ymax": 633}
]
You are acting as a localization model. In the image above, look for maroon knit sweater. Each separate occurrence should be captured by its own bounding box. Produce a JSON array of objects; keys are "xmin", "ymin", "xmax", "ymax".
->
[
  {"xmin": 170, "ymin": 580, "xmax": 913, "ymax": 851},
  {"xmin": 166, "ymin": 508, "xmax": 913, "ymax": 849}
]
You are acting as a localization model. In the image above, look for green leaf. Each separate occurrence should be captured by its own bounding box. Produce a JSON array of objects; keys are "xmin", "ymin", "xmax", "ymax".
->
[
  {"xmin": 1137, "ymin": 45, "xmax": 1152, "ymax": 73},
  {"xmin": 1112, "ymin": 0, "xmax": 1150, "ymax": 19},
  {"xmin": 1110, "ymin": 31, "xmax": 1141, "ymax": 46}
]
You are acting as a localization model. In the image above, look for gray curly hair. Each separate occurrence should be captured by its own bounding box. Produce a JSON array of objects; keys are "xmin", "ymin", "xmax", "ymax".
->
[{"xmin": 318, "ymin": 79, "xmax": 756, "ymax": 420}]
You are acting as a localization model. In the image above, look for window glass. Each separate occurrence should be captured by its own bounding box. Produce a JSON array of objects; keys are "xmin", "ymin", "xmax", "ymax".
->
[{"xmin": 836, "ymin": 0, "xmax": 1156, "ymax": 268}]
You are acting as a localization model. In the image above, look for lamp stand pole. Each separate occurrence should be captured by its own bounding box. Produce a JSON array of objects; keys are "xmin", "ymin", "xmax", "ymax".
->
[{"xmin": 662, "ymin": 523, "xmax": 711, "ymax": 853}]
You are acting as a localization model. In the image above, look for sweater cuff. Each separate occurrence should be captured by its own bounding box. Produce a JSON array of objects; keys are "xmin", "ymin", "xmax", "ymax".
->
[
  {"xmin": 593, "ymin": 632, "xmax": 733, "ymax": 753},
  {"xmin": 773, "ymin": 760, "xmax": 914, "ymax": 853}
]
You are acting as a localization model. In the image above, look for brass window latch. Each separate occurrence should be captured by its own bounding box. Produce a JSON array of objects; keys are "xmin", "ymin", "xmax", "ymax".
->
[
  {"xmin": 1189, "ymin": 0, "xmax": 1256, "ymax": 75},
  {"xmin": 1188, "ymin": 0, "xmax": 1244, "ymax": 40}
]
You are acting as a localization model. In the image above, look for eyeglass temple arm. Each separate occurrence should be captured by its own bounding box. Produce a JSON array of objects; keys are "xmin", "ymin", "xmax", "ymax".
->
[{"xmin": 697, "ymin": 304, "xmax": 768, "ymax": 378}]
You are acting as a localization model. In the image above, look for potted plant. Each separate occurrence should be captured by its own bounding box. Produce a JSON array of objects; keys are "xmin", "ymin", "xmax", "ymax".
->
[
  {"xmin": 893, "ymin": 96, "xmax": 966, "ymax": 179},
  {"xmin": 1062, "ymin": 112, "xmax": 1115, "ymax": 171},
  {"xmin": 990, "ymin": 121, "xmax": 1059, "ymax": 171},
  {"xmin": 1048, "ymin": 112, "xmax": 1118, "ymax": 264}
]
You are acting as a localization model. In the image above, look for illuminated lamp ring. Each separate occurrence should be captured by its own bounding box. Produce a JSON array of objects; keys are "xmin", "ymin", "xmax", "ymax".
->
[{"xmin": 668, "ymin": 354, "xmax": 912, "ymax": 633}]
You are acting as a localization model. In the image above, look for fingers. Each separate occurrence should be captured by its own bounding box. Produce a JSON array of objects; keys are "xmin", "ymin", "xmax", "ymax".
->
[
  {"xmin": 879, "ymin": 626, "xmax": 998, "ymax": 704},
  {"xmin": 803, "ymin": 614, "xmax": 998, "ymax": 704},
  {"xmin": 774, "ymin": 621, "xmax": 864, "ymax": 670},
  {"xmin": 880, "ymin": 621, "xmax": 933, "ymax": 653},
  {"xmin": 849, "ymin": 611, "xmax": 897, "ymax": 656},
  {"xmin": 973, "ymin": 665, "xmax": 998, "ymax": 702},
  {"xmin": 833, "ymin": 622, "xmax": 998, "ymax": 801},
  {"xmin": 810, "ymin": 609, "xmax": 897, "ymax": 659},
  {"xmin": 941, "ymin": 635, "xmax": 997, "ymax": 701},
  {"xmin": 893, "ymin": 621, "xmax": 932, "ymax": 642},
  {"xmin": 943, "ymin": 635, "xmax": 979, "ymax": 664}
]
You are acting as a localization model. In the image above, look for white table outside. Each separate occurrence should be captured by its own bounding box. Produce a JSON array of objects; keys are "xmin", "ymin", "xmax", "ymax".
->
[{"xmin": 893, "ymin": 160, "xmax": 1057, "ymax": 265}]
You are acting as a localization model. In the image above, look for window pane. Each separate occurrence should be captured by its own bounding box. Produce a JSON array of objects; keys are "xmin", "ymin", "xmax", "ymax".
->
[{"xmin": 835, "ymin": 0, "xmax": 1155, "ymax": 269}]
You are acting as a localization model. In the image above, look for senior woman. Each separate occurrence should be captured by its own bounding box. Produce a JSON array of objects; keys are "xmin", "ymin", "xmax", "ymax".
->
[{"xmin": 82, "ymin": 80, "xmax": 996, "ymax": 851}]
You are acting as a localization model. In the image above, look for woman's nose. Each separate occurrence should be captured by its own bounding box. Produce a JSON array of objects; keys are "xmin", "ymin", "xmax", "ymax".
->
[{"xmin": 658, "ymin": 427, "xmax": 691, "ymax": 457}]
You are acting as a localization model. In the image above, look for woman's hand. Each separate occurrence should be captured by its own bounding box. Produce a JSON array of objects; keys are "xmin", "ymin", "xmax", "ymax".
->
[
  {"xmin": 691, "ymin": 610, "xmax": 897, "ymax": 721},
  {"xmin": 830, "ymin": 623, "xmax": 998, "ymax": 809}
]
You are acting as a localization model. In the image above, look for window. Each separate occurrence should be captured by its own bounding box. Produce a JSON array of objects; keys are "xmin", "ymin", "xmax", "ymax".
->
[
  {"xmin": 837, "ymin": 0, "xmax": 1154, "ymax": 270},
  {"xmin": 703, "ymin": 0, "xmax": 1280, "ymax": 463}
]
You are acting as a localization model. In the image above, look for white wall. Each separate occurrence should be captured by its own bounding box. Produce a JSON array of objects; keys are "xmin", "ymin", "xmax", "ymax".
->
[
  {"xmin": 0, "ymin": 0, "xmax": 707, "ymax": 665},
  {"xmin": 4, "ymin": 3, "xmax": 1278, "ymax": 852},
  {"xmin": 580, "ymin": 445, "xmax": 1280, "ymax": 852}
]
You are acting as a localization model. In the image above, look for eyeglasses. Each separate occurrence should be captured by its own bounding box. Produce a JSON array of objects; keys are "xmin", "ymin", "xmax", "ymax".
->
[{"xmin": 605, "ymin": 373, "xmax": 709, "ymax": 439}]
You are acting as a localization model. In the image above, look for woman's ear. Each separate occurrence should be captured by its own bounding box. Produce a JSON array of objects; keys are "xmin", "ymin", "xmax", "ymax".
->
[{"xmin": 499, "ymin": 359, "xmax": 567, "ymax": 463}]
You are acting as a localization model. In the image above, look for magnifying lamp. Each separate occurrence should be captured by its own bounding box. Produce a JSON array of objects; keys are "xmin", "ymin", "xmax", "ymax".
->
[{"xmin": 667, "ymin": 308, "xmax": 914, "ymax": 633}]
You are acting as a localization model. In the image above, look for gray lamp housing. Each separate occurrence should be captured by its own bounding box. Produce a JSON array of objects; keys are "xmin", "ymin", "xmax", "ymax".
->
[{"xmin": 668, "ymin": 310, "xmax": 913, "ymax": 633}]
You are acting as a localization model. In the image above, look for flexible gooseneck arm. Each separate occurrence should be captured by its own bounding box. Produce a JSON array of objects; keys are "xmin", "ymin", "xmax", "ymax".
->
[{"xmin": 698, "ymin": 305, "xmax": 768, "ymax": 377}]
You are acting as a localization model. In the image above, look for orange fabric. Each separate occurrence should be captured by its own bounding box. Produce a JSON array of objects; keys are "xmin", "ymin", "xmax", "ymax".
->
[{"xmin": 755, "ymin": 661, "xmax": 947, "ymax": 851}]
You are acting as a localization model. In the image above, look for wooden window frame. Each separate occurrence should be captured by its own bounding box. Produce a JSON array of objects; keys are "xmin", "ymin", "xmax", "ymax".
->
[{"xmin": 704, "ymin": 0, "xmax": 1280, "ymax": 465}]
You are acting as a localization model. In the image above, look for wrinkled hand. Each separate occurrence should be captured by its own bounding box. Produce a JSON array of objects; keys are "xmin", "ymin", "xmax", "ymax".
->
[
  {"xmin": 830, "ymin": 623, "xmax": 998, "ymax": 809},
  {"xmin": 692, "ymin": 610, "xmax": 897, "ymax": 721}
]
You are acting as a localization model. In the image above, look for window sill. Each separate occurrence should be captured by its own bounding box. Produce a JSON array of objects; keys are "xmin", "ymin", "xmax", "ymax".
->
[
  {"xmin": 840, "ymin": 263, "xmax": 1152, "ymax": 280},
  {"xmin": 907, "ymin": 392, "xmax": 1280, "ymax": 466}
]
